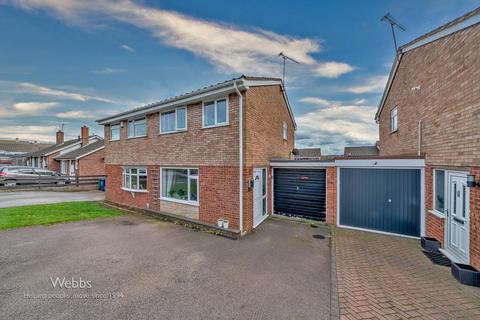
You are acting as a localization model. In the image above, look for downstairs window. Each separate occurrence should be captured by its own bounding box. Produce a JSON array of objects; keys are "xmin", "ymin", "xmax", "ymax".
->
[
  {"xmin": 161, "ymin": 168, "xmax": 198, "ymax": 204},
  {"xmin": 122, "ymin": 167, "xmax": 147, "ymax": 192}
]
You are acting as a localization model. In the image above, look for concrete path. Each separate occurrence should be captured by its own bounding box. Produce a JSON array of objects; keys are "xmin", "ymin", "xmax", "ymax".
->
[
  {"xmin": 0, "ymin": 216, "xmax": 331, "ymax": 320},
  {"xmin": 0, "ymin": 191, "xmax": 105, "ymax": 208},
  {"xmin": 333, "ymin": 228, "xmax": 480, "ymax": 319}
]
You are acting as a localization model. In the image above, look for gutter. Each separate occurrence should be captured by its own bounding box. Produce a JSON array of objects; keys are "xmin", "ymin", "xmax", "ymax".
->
[{"xmin": 233, "ymin": 81, "xmax": 244, "ymax": 234}]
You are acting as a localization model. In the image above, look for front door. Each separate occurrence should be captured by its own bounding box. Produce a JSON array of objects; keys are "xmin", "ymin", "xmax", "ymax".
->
[
  {"xmin": 253, "ymin": 168, "xmax": 267, "ymax": 228},
  {"xmin": 69, "ymin": 161, "xmax": 76, "ymax": 177},
  {"xmin": 446, "ymin": 173, "xmax": 470, "ymax": 263}
]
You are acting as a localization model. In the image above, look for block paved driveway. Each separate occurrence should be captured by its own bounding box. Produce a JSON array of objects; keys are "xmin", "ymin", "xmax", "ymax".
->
[
  {"xmin": 0, "ymin": 215, "xmax": 331, "ymax": 320},
  {"xmin": 333, "ymin": 228, "xmax": 480, "ymax": 319}
]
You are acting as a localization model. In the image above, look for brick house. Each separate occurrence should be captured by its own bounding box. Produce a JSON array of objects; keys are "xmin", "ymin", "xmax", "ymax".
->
[
  {"xmin": 26, "ymin": 126, "xmax": 104, "ymax": 177},
  {"xmin": 376, "ymin": 8, "xmax": 480, "ymax": 268},
  {"xmin": 96, "ymin": 76, "xmax": 295, "ymax": 234}
]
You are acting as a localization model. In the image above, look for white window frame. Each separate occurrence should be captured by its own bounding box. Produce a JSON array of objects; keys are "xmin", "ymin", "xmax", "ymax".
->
[
  {"xmin": 127, "ymin": 118, "xmax": 147, "ymax": 139},
  {"xmin": 202, "ymin": 97, "xmax": 229, "ymax": 128},
  {"xmin": 390, "ymin": 106, "xmax": 398, "ymax": 133},
  {"xmin": 110, "ymin": 124, "xmax": 120, "ymax": 141},
  {"xmin": 283, "ymin": 121, "xmax": 288, "ymax": 141},
  {"xmin": 160, "ymin": 107, "xmax": 187, "ymax": 134},
  {"xmin": 122, "ymin": 167, "xmax": 148, "ymax": 192},
  {"xmin": 431, "ymin": 169, "xmax": 447, "ymax": 218},
  {"xmin": 160, "ymin": 167, "xmax": 199, "ymax": 205},
  {"xmin": 60, "ymin": 160, "xmax": 67, "ymax": 175}
]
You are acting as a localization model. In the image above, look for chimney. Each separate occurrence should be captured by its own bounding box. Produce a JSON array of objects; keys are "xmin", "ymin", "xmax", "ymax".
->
[
  {"xmin": 81, "ymin": 125, "xmax": 89, "ymax": 147},
  {"xmin": 56, "ymin": 130, "xmax": 64, "ymax": 145}
]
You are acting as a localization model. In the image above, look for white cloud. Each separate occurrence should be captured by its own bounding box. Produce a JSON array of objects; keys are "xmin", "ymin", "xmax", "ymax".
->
[
  {"xmin": 299, "ymin": 97, "xmax": 339, "ymax": 108},
  {"xmin": 0, "ymin": 125, "xmax": 58, "ymax": 142},
  {"xmin": 296, "ymin": 97, "xmax": 378, "ymax": 153},
  {"xmin": 344, "ymin": 75, "xmax": 388, "ymax": 94},
  {"xmin": 314, "ymin": 62, "xmax": 354, "ymax": 78},
  {"xmin": 56, "ymin": 110, "xmax": 91, "ymax": 119},
  {"xmin": 93, "ymin": 67, "xmax": 124, "ymax": 75},
  {"xmin": 5, "ymin": 0, "xmax": 323, "ymax": 76},
  {"xmin": 121, "ymin": 44, "xmax": 135, "ymax": 53},
  {"xmin": 354, "ymin": 98, "xmax": 367, "ymax": 105},
  {"xmin": 13, "ymin": 101, "xmax": 59, "ymax": 113}
]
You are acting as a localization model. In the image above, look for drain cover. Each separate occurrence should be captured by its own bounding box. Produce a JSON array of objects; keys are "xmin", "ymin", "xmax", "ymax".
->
[
  {"xmin": 422, "ymin": 250, "xmax": 451, "ymax": 267},
  {"xmin": 312, "ymin": 234, "xmax": 325, "ymax": 239}
]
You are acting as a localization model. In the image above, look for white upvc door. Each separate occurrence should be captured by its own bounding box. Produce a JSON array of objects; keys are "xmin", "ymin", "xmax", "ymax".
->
[
  {"xmin": 69, "ymin": 160, "xmax": 75, "ymax": 177},
  {"xmin": 446, "ymin": 172, "xmax": 469, "ymax": 264},
  {"xmin": 253, "ymin": 168, "xmax": 267, "ymax": 228}
]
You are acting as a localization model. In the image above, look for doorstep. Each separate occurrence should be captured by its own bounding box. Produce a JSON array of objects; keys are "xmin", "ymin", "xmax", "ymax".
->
[{"xmin": 103, "ymin": 201, "xmax": 241, "ymax": 239}]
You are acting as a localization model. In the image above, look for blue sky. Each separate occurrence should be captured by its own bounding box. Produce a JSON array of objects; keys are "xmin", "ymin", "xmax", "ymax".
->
[{"xmin": 0, "ymin": 0, "xmax": 478, "ymax": 153}]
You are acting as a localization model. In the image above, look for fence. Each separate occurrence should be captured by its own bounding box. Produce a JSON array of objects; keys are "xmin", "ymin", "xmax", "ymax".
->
[{"xmin": 0, "ymin": 175, "xmax": 105, "ymax": 191}]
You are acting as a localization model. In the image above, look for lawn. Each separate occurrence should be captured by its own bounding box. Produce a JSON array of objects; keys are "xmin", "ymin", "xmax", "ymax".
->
[{"xmin": 0, "ymin": 201, "xmax": 123, "ymax": 230}]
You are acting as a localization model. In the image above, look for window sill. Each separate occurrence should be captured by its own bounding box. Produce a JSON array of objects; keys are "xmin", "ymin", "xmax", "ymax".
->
[
  {"xmin": 390, "ymin": 129, "xmax": 398, "ymax": 134},
  {"xmin": 126, "ymin": 135, "xmax": 147, "ymax": 140},
  {"xmin": 109, "ymin": 139, "xmax": 120, "ymax": 142},
  {"xmin": 159, "ymin": 130, "xmax": 187, "ymax": 136},
  {"xmin": 202, "ymin": 123, "xmax": 229, "ymax": 129},
  {"xmin": 122, "ymin": 187, "xmax": 148, "ymax": 193},
  {"xmin": 160, "ymin": 197, "xmax": 199, "ymax": 207},
  {"xmin": 428, "ymin": 210, "xmax": 446, "ymax": 219}
]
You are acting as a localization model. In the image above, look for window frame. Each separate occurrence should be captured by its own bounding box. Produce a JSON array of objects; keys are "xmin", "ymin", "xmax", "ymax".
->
[
  {"xmin": 202, "ymin": 97, "xmax": 229, "ymax": 128},
  {"xmin": 283, "ymin": 121, "xmax": 288, "ymax": 141},
  {"xmin": 160, "ymin": 167, "xmax": 199, "ymax": 206},
  {"xmin": 110, "ymin": 124, "xmax": 120, "ymax": 141},
  {"xmin": 390, "ymin": 106, "xmax": 398, "ymax": 133},
  {"xmin": 433, "ymin": 169, "xmax": 446, "ymax": 216},
  {"xmin": 159, "ymin": 107, "xmax": 188, "ymax": 134},
  {"xmin": 122, "ymin": 167, "xmax": 148, "ymax": 192},
  {"xmin": 127, "ymin": 118, "xmax": 147, "ymax": 139}
]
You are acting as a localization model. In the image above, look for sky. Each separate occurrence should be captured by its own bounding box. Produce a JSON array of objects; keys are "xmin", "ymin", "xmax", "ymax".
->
[{"xmin": 0, "ymin": 0, "xmax": 478, "ymax": 154}]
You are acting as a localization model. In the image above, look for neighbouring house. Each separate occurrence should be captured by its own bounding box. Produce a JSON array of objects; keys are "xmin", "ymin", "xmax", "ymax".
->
[
  {"xmin": 0, "ymin": 139, "xmax": 52, "ymax": 165},
  {"xmin": 26, "ymin": 126, "xmax": 104, "ymax": 176},
  {"xmin": 96, "ymin": 76, "xmax": 295, "ymax": 234},
  {"xmin": 293, "ymin": 148, "xmax": 321, "ymax": 160},
  {"xmin": 376, "ymin": 8, "xmax": 480, "ymax": 268},
  {"xmin": 343, "ymin": 145, "xmax": 379, "ymax": 157}
]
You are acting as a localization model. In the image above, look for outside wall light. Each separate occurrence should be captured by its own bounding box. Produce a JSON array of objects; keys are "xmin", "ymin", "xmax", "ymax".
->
[{"xmin": 467, "ymin": 174, "xmax": 479, "ymax": 188}]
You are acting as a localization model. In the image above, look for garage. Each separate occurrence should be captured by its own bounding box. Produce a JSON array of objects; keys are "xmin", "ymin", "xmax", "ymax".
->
[
  {"xmin": 338, "ymin": 166, "xmax": 422, "ymax": 237},
  {"xmin": 273, "ymin": 168, "xmax": 326, "ymax": 221}
]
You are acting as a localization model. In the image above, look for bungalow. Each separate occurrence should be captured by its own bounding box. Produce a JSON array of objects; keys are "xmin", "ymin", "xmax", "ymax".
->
[
  {"xmin": 26, "ymin": 126, "xmax": 104, "ymax": 177},
  {"xmin": 96, "ymin": 75, "xmax": 295, "ymax": 234},
  {"xmin": 375, "ymin": 8, "xmax": 480, "ymax": 268}
]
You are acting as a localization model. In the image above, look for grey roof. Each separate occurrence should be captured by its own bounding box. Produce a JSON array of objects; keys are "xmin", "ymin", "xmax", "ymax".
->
[
  {"xmin": 344, "ymin": 146, "xmax": 379, "ymax": 157},
  {"xmin": 27, "ymin": 138, "xmax": 81, "ymax": 157},
  {"xmin": 293, "ymin": 148, "xmax": 322, "ymax": 158},
  {"xmin": 55, "ymin": 140, "xmax": 104, "ymax": 160},
  {"xmin": 0, "ymin": 139, "xmax": 52, "ymax": 154}
]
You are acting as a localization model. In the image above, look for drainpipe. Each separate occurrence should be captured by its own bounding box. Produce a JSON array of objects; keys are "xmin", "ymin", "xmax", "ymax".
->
[
  {"xmin": 417, "ymin": 120, "xmax": 422, "ymax": 156},
  {"xmin": 234, "ymin": 81, "xmax": 244, "ymax": 234}
]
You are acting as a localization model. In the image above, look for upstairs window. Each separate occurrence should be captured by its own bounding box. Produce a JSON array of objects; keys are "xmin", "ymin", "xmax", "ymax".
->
[
  {"xmin": 283, "ymin": 122, "xmax": 288, "ymax": 140},
  {"xmin": 110, "ymin": 124, "xmax": 120, "ymax": 141},
  {"xmin": 390, "ymin": 107, "xmax": 398, "ymax": 132},
  {"xmin": 160, "ymin": 107, "xmax": 187, "ymax": 133},
  {"xmin": 128, "ymin": 118, "xmax": 147, "ymax": 138},
  {"xmin": 203, "ymin": 98, "xmax": 228, "ymax": 128}
]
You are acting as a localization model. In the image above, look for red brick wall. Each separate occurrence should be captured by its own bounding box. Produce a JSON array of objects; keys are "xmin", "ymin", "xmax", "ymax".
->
[
  {"xmin": 105, "ymin": 165, "xmax": 151, "ymax": 209},
  {"xmin": 47, "ymin": 152, "xmax": 60, "ymax": 173},
  {"xmin": 470, "ymin": 167, "xmax": 480, "ymax": 269},
  {"xmin": 78, "ymin": 148, "xmax": 105, "ymax": 176},
  {"xmin": 326, "ymin": 167, "xmax": 337, "ymax": 225}
]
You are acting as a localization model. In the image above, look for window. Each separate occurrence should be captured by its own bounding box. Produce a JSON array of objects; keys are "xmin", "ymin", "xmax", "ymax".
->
[
  {"xmin": 203, "ymin": 98, "xmax": 228, "ymax": 127},
  {"xmin": 390, "ymin": 107, "xmax": 398, "ymax": 132},
  {"xmin": 60, "ymin": 161, "xmax": 67, "ymax": 174},
  {"xmin": 283, "ymin": 122, "xmax": 288, "ymax": 140},
  {"xmin": 160, "ymin": 107, "xmax": 187, "ymax": 133},
  {"xmin": 262, "ymin": 168, "xmax": 267, "ymax": 215},
  {"xmin": 161, "ymin": 168, "xmax": 198, "ymax": 204},
  {"xmin": 110, "ymin": 124, "xmax": 120, "ymax": 141},
  {"xmin": 434, "ymin": 170, "xmax": 445, "ymax": 214},
  {"xmin": 127, "ymin": 118, "xmax": 147, "ymax": 138},
  {"xmin": 122, "ymin": 167, "xmax": 147, "ymax": 191}
]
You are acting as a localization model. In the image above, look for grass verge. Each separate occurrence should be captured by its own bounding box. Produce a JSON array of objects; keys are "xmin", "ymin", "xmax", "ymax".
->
[{"xmin": 0, "ymin": 201, "xmax": 123, "ymax": 230}]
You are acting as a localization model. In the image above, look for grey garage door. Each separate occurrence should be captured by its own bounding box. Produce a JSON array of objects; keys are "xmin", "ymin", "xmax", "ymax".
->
[
  {"xmin": 274, "ymin": 168, "xmax": 326, "ymax": 221},
  {"xmin": 340, "ymin": 168, "xmax": 421, "ymax": 237}
]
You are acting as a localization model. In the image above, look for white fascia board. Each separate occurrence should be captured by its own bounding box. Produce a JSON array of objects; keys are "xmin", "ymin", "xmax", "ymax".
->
[
  {"xmin": 75, "ymin": 146, "xmax": 105, "ymax": 160},
  {"xmin": 401, "ymin": 16, "xmax": 480, "ymax": 53},
  {"xmin": 97, "ymin": 81, "xmax": 247, "ymax": 125},
  {"xmin": 270, "ymin": 161, "xmax": 335, "ymax": 168},
  {"xmin": 334, "ymin": 158, "xmax": 425, "ymax": 168},
  {"xmin": 44, "ymin": 141, "xmax": 81, "ymax": 156}
]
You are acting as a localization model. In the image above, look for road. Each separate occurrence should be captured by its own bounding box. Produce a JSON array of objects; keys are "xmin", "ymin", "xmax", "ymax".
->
[{"xmin": 0, "ymin": 191, "xmax": 105, "ymax": 208}]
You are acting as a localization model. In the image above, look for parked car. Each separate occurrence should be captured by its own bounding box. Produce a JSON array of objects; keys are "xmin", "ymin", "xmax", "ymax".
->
[{"xmin": 0, "ymin": 166, "xmax": 70, "ymax": 186}]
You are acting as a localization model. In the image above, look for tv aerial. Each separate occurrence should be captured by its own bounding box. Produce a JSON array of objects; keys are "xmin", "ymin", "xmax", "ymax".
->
[{"xmin": 381, "ymin": 13, "xmax": 406, "ymax": 53}]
